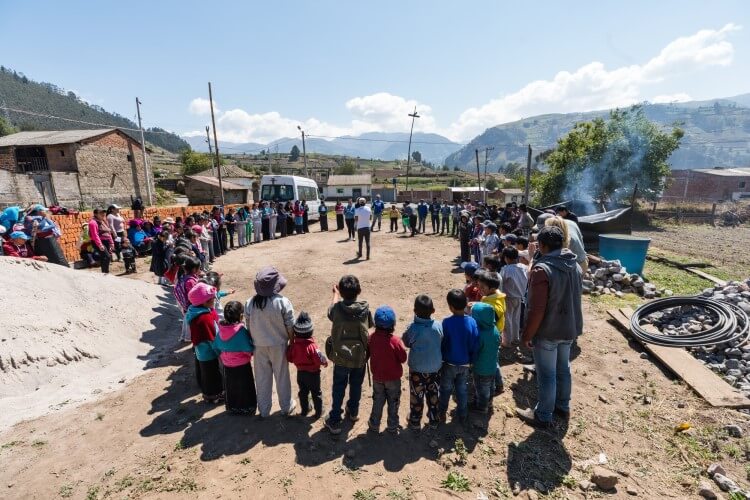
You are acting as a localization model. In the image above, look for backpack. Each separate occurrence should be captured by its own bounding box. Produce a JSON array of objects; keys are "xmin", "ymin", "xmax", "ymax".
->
[{"xmin": 325, "ymin": 303, "xmax": 369, "ymax": 369}]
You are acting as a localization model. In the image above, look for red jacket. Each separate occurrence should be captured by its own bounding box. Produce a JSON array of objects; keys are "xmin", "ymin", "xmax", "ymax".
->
[
  {"xmin": 286, "ymin": 337, "xmax": 325, "ymax": 372},
  {"xmin": 190, "ymin": 308, "xmax": 219, "ymax": 347},
  {"xmin": 2, "ymin": 241, "xmax": 40, "ymax": 260},
  {"xmin": 464, "ymin": 283, "xmax": 482, "ymax": 303},
  {"xmin": 367, "ymin": 329, "xmax": 407, "ymax": 382}
]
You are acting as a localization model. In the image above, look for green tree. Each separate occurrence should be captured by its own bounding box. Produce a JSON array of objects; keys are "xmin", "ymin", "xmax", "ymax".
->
[
  {"xmin": 289, "ymin": 145, "xmax": 300, "ymax": 162},
  {"xmin": 485, "ymin": 177, "xmax": 499, "ymax": 191},
  {"xmin": 0, "ymin": 116, "xmax": 17, "ymax": 136},
  {"xmin": 411, "ymin": 151, "xmax": 422, "ymax": 163},
  {"xmin": 180, "ymin": 150, "xmax": 218, "ymax": 175},
  {"xmin": 441, "ymin": 165, "xmax": 450, "ymax": 172},
  {"xmin": 535, "ymin": 106, "xmax": 683, "ymax": 207},
  {"xmin": 335, "ymin": 159, "xmax": 357, "ymax": 175}
]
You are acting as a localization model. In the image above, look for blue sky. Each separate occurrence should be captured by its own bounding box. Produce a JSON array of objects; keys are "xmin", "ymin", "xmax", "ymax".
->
[{"xmin": 1, "ymin": 0, "xmax": 748, "ymax": 143}]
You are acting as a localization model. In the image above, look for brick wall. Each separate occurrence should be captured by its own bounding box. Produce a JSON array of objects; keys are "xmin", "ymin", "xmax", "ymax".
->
[
  {"xmin": 0, "ymin": 170, "xmax": 42, "ymax": 207},
  {"xmin": 50, "ymin": 204, "xmax": 242, "ymax": 263},
  {"xmin": 75, "ymin": 131, "xmax": 152, "ymax": 208},
  {"xmin": 0, "ymin": 147, "xmax": 15, "ymax": 172},
  {"xmin": 663, "ymin": 170, "xmax": 750, "ymax": 202}
]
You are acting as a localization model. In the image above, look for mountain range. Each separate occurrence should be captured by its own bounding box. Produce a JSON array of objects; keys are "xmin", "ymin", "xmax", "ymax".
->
[{"xmin": 444, "ymin": 95, "xmax": 750, "ymax": 171}]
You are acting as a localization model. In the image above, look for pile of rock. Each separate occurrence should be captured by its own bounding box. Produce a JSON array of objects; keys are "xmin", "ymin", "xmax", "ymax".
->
[{"xmin": 582, "ymin": 259, "xmax": 673, "ymax": 299}]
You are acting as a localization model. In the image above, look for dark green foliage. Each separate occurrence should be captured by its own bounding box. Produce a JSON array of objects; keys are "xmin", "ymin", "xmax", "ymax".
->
[
  {"xmin": 411, "ymin": 150, "xmax": 421, "ymax": 163},
  {"xmin": 0, "ymin": 116, "xmax": 17, "ymax": 136},
  {"xmin": 180, "ymin": 150, "xmax": 219, "ymax": 175},
  {"xmin": 0, "ymin": 67, "xmax": 189, "ymax": 153},
  {"xmin": 289, "ymin": 145, "xmax": 300, "ymax": 161}
]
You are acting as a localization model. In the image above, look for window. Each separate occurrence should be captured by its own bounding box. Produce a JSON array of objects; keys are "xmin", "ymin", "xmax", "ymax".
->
[
  {"xmin": 126, "ymin": 154, "xmax": 134, "ymax": 162},
  {"xmin": 15, "ymin": 146, "xmax": 49, "ymax": 172},
  {"xmin": 336, "ymin": 188, "xmax": 344, "ymax": 194},
  {"xmin": 741, "ymin": 181, "xmax": 747, "ymax": 189},
  {"xmin": 261, "ymin": 183, "xmax": 294, "ymax": 201},
  {"xmin": 59, "ymin": 150, "xmax": 65, "ymax": 157}
]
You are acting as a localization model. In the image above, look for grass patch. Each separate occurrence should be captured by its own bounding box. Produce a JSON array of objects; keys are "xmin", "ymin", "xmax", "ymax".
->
[
  {"xmin": 441, "ymin": 471, "xmax": 471, "ymax": 492},
  {"xmin": 453, "ymin": 438, "xmax": 468, "ymax": 464},
  {"xmin": 31, "ymin": 439, "xmax": 47, "ymax": 448},
  {"xmin": 588, "ymin": 292, "xmax": 643, "ymax": 311},
  {"xmin": 561, "ymin": 474, "xmax": 578, "ymax": 489},
  {"xmin": 114, "ymin": 475, "xmax": 134, "ymax": 492},
  {"xmin": 59, "ymin": 484, "xmax": 74, "ymax": 498},
  {"xmin": 1, "ymin": 440, "xmax": 23, "ymax": 449},
  {"xmin": 161, "ymin": 477, "xmax": 198, "ymax": 493},
  {"xmin": 85, "ymin": 485, "xmax": 100, "ymax": 500},
  {"xmin": 174, "ymin": 439, "xmax": 185, "ymax": 451},
  {"xmin": 641, "ymin": 259, "xmax": 711, "ymax": 295},
  {"xmin": 353, "ymin": 489, "xmax": 377, "ymax": 500},
  {"xmin": 387, "ymin": 490, "xmax": 411, "ymax": 500}
]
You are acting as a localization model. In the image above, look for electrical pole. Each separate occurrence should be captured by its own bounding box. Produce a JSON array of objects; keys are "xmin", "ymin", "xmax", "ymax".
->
[
  {"xmin": 205, "ymin": 126, "xmax": 216, "ymax": 177},
  {"xmin": 135, "ymin": 97, "xmax": 153, "ymax": 206},
  {"xmin": 483, "ymin": 146, "xmax": 494, "ymax": 203},
  {"xmin": 208, "ymin": 82, "xmax": 224, "ymax": 206},
  {"xmin": 524, "ymin": 144, "xmax": 532, "ymax": 205},
  {"xmin": 297, "ymin": 126, "xmax": 308, "ymax": 177},
  {"xmin": 405, "ymin": 107, "xmax": 420, "ymax": 191},
  {"xmin": 475, "ymin": 149, "xmax": 482, "ymax": 202}
]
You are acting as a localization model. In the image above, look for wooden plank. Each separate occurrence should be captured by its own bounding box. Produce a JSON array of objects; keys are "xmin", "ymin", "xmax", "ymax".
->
[
  {"xmin": 607, "ymin": 307, "xmax": 750, "ymax": 408},
  {"xmin": 684, "ymin": 267, "xmax": 727, "ymax": 286}
]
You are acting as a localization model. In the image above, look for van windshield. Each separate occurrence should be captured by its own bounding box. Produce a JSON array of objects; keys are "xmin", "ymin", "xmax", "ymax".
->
[{"xmin": 261, "ymin": 184, "xmax": 294, "ymax": 201}]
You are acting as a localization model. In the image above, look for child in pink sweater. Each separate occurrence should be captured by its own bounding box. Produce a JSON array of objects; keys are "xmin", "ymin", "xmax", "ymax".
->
[{"xmin": 213, "ymin": 301, "xmax": 257, "ymax": 415}]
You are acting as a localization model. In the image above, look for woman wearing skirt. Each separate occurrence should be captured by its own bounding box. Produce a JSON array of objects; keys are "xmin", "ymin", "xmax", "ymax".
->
[{"xmin": 213, "ymin": 301, "xmax": 257, "ymax": 414}]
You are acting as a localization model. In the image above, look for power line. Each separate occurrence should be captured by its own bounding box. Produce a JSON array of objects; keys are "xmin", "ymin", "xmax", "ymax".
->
[{"xmin": 306, "ymin": 133, "xmax": 468, "ymax": 146}]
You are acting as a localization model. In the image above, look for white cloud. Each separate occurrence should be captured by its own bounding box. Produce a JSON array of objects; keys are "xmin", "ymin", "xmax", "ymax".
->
[
  {"xmin": 651, "ymin": 93, "xmax": 692, "ymax": 104},
  {"xmin": 182, "ymin": 24, "xmax": 740, "ymax": 144},
  {"xmin": 188, "ymin": 97, "xmax": 216, "ymax": 116}
]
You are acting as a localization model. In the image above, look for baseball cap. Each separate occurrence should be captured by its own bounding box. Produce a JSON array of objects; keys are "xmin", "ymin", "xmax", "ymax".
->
[
  {"xmin": 10, "ymin": 231, "xmax": 30, "ymax": 240},
  {"xmin": 504, "ymin": 234, "xmax": 518, "ymax": 244},
  {"xmin": 461, "ymin": 261, "xmax": 480, "ymax": 277},
  {"xmin": 532, "ymin": 213, "xmax": 554, "ymax": 232},
  {"xmin": 374, "ymin": 306, "xmax": 397, "ymax": 329}
]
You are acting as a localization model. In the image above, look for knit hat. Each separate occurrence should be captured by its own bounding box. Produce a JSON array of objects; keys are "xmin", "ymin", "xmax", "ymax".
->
[
  {"xmin": 374, "ymin": 306, "xmax": 396, "ymax": 330},
  {"xmin": 10, "ymin": 231, "xmax": 29, "ymax": 241},
  {"xmin": 254, "ymin": 266, "xmax": 287, "ymax": 297},
  {"xmin": 293, "ymin": 311, "xmax": 314, "ymax": 338},
  {"xmin": 188, "ymin": 282, "xmax": 216, "ymax": 306}
]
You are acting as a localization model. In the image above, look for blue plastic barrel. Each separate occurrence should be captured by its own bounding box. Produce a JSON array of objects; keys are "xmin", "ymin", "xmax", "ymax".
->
[{"xmin": 598, "ymin": 234, "xmax": 651, "ymax": 275}]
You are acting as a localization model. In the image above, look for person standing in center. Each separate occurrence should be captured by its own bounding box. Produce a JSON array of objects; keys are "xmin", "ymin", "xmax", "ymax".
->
[
  {"xmin": 344, "ymin": 198, "xmax": 356, "ymax": 241},
  {"xmin": 371, "ymin": 194, "xmax": 385, "ymax": 232},
  {"xmin": 335, "ymin": 201, "xmax": 345, "ymax": 231},
  {"xmin": 318, "ymin": 199, "xmax": 329, "ymax": 232},
  {"xmin": 354, "ymin": 197, "xmax": 372, "ymax": 260},
  {"xmin": 244, "ymin": 266, "xmax": 297, "ymax": 418},
  {"xmin": 417, "ymin": 199, "xmax": 428, "ymax": 234},
  {"xmin": 430, "ymin": 198, "xmax": 441, "ymax": 234}
]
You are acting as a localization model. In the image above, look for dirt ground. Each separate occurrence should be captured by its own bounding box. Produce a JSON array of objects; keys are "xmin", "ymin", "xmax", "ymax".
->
[{"xmin": 2, "ymin": 226, "xmax": 749, "ymax": 499}]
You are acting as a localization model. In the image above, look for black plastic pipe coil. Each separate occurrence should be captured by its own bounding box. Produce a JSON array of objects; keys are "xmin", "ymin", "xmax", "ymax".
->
[{"xmin": 630, "ymin": 296, "xmax": 750, "ymax": 348}]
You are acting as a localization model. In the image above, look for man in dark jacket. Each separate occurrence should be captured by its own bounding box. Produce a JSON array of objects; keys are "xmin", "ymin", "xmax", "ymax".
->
[
  {"xmin": 555, "ymin": 205, "xmax": 578, "ymax": 223},
  {"xmin": 516, "ymin": 226, "xmax": 582, "ymax": 428}
]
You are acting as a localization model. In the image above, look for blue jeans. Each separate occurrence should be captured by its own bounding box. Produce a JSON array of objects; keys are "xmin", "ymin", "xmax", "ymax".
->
[
  {"xmin": 533, "ymin": 339, "xmax": 573, "ymax": 423},
  {"xmin": 438, "ymin": 363, "xmax": 469, "ymax": 418},
  {"xmin": 473, "ymin": 373, "xmax": 495, "ymax": 411},
  {"xmin": 328, "ymin": 365, "xmax": 366, "ymax": 424}
]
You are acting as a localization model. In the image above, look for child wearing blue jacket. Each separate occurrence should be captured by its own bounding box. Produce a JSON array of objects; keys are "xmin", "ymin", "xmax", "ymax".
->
[
  {"xmin": 402, "ymin": 294, "xmax": 444, "ymax": 430},
  {"xmin": 438, "ymin": 289, "xmax": 480, "ymax": 425},
  {"xmin": 470, "ymin": 302, "xmax": 501, "ymax": 413}
]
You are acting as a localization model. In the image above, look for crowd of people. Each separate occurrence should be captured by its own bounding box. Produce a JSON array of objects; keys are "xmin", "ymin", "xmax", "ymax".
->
[{"xmin": 0, "ymin": 204, "xmax": 69, "ymax": 265}]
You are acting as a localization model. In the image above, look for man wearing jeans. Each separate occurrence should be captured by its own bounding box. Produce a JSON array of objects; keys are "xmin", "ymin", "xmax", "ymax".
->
[
  {"xmin": 354, "ymin": 197, "xmax": 372, "ymax": 260},
  {"xmin": 371, "ymin": 195, "xmax": 385, "ymax": 231},
  {"xmin": 516, "ymin": 226, "xmax": 582, "ymax": 428}
]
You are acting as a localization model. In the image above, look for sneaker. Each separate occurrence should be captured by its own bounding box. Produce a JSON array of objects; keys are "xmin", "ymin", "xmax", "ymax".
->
[
  {"xmin": 386, "ymin": 426, "xmax": 399, "ymax": 435},
  {"xmin": 408, "ymin": 421, "xmax": 421, "ymax": 431},
  {"xmin": 345, "ymin": 410, "xmax": 359, "ymax": 422},
  {"xmin": 515, "ymin": 407, "xmax": 552, "ymax": 429},
  {"xmin": 324, "ymin": 418, "xmax": 342, "ymax": 435},
  {"xmin": 282, "ymin": 400, "xmax": 297, "ymax": 417},
  {"xmin": 367, "ymin": 420, "xmax": 379, "ymax": 433}
]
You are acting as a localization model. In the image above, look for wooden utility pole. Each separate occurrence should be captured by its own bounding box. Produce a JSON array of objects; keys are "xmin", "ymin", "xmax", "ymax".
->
[
  {"xmin": 524, "ymin": 145, "xmax": 532, "ymax": 205},
  {"xmin": 405, "ymin": 107, "xmax": 420, "ymax": 191},
  {"xmin": 208, "ymin": 82, "xmax": 224, "ymax": 206},
  {"xmin": 205, "ymin": 126, "xmax": 216, "ymax": 177},
  {"xmin": 475, "ymin": 149, "xmax": 482, "ymax": 201},
  {"xmin": 483, "ymin": 146, "xmax": 494, "ymax": 203},
  {"xmin": 135, "ymin": 97, "xmax": 153, "ymax": 206}
]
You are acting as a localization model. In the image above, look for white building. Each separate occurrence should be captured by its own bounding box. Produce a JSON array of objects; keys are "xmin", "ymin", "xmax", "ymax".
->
[{"xmin": 323, "ymin": 174, "xmax": 372, "ymax": 201}]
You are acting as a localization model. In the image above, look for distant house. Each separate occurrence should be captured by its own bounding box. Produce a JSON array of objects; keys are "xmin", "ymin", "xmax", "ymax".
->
[
  {"xmin": 0, "ymin": 128, "xmax": 152, "ymax": 209},
  {"xmin": 493, "ymin": 188, "xmax": 527, "ymax": 205},
  {"xmin": 662, "ymin": 168, "xmax": 750, "ymax": 202},
  {"xmin": 323, "ymin": 174, "xmax": 372, "ymax": 201},
  {"xmin": 185, "ymin": 175, "xmax": 250, "ymax": 205},
  {"xmin": 447, "ymin": 186, "xmax": 490, "ymax": 202},
  {"xmin": 194, "ymin": 164, "xmax": 256, "ymax": 189}
]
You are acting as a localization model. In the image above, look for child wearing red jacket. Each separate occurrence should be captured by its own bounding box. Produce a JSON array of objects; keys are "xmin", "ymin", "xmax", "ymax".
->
[
  {"xmin": 367, "ymin": 306, "xmax": 407, "ymax": 434},
  {"xmin": 187, "ymin": 282, "xmax": 223, "ymax": 404},
  {"xmin": 287, "ymin": 311, "xmax": 328, "ymax": 418}
]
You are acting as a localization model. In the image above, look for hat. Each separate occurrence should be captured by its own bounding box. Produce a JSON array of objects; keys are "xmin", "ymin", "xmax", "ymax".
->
[
  {"xmin": 164, "ymin": 217, "xmax": 175, "ymax": 224},
  {"xmin": 461, "ymin": 261, "xmax": 480, "ymax": 277},
  {"xmin": 374, "ymin": 306, "xmax": 396, "ymax": 329},
  {"xmin": 532, "ymin": 213, "xmax": 554, "ymax": 232},
  {"xmin": 191, "ymin": 224, "xmax": 203, "ymax": 234},
  {"xmin": 30, "ymin": 204, "xmax": 48, "ymax": 213},
  {"xmin": 187, "ymin": 282, "xmax": 216, "ymax": 306},
  {"xmin": 10, "ymin": 230, "xmax": 29, "ymax": 240},
  {"xmin": 293, "ymin": 311, "xmax": 314, "ymax": 337},
  {"xmin": 504, "ymin": 234, "xmax": 518, "ymax": 244},
  {"xmin": 254, "ymin": 266, "xmax": 287, "ymax": 297},
  {"xmin": 108, "ymin": 204, "xmax": 121, "ymax": 210},
  {"xmin": 484, "ymin": 222, "xmax": 497, "ymax": 231}
]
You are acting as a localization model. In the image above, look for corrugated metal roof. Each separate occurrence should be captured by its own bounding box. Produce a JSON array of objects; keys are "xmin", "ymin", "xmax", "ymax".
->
[
  {"xmin": 186, "ymin": 175, "xmax": 249, "ymax": 190},
  {"xmin": 326, "ymin": 174, "xmax": 372, "ymax": 186},
  {"xmin": 195, "ymin": 164, "xmax": 256, "ymax": 178},
  {"xmin": 449, "ymin": 186, "xmax": 489, "ymax": 192},
  {"xmin": 692, "ymin": 168, "xmax": 750, "ymax": 177},
  {"xmin": 0, "ymin": 129, "xmax": 117, "ymax": 147},
  {"xmin": 497, "ymin": 188, "xmax": 525, "ymax": 194}
]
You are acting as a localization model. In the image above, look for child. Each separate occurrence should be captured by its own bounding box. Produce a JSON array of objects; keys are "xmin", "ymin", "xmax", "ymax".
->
[
  {"xmin": 402, "ymin": 295, "xmax": 443, "ymax": 430},
  {"xmin": 287, "ymin": 311, "xmax": 328, "ymax": 418},
  {"xmin": 476, "ymin": 270, "xmax": 507, "ymax": 343},
  {"xmin": 482, "ymin": 254, "xmax": 502, "ymax": 273},
  {"xmin": 213, "ymin": 301, "xmax": 256, "ymax": 414},
  {"xmin": 438, "ymin": 289, "xmax": 480, "ymax": 425},
  {"xmin": 324, "ymin": 275, "xmax": 374, "ymax": 435},
  {"xmin": 515, "ymin": 236, "xmax": 530, "ymax": 265},
  {"xmin": 121, "ymin": 238, "xmax": 137, "ymax": 274},
  {"xmin": 458, "ymin": 212, "xmax": 471, "ymax": 262},
  {"xmin": 186, "ymin": 282, "xmax": 223, "ymax": 404},
  {"xmin": 479, "ymin": 222, "xmax": 500, "ymax": 264},
  {"xmin": 500, "ymin": 247, "xmax": 528, "ymax": 347},
  {"xmin": 388, "ymin": 204, "xmax": 400, "ymax": 233},
  {"xmin": 150, "ymin": 231, "xmax": 169, "ymax": 283},
  {"xmin": 174, "ymin": 256, "xmax": 202, "ymax": 342},
  {"xmin": 460, "ymin": 262, "xmax": 483, "ymax": 303},
  {"xmin": 202, "ymin": 271, "xmax": 235, "ymax": 320},
  {"xmin": 367, "ymin": 306, "xmax": 407, "ymax": 434},
  {"xmin": 471, "ymin": 302, "xmax": 501, "ymax": 412}
]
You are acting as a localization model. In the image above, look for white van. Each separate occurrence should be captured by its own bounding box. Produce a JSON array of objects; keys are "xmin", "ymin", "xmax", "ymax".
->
[{"xmin": 259, "ymin": 175, "xmax": 321, "ymax": 221}]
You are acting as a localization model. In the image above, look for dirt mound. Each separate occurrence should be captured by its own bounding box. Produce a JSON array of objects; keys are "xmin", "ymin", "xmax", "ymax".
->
[{"xmin": 0, "ymin": 258, "xmax": 179, "ymax": 429}]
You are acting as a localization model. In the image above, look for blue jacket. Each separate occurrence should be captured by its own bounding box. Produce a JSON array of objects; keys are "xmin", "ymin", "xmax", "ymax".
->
[
  {"xmin": 127, "ymin": 227, "xmax": 148, "ymax": 246},
  {"xmin": 417, "ymin": 203, "xmax": 429, "ymax": 217},
  {"xmin": 372, "ymin": 200, "xmax": 385, "ymax": 215},
  {"xmin": 441, "ymin": 314, "xmax": 480, "ymax": 365},
  {"xmin": 402, "ymin": 316, "xmax": 443, "ymax": 373},
  {"xmin": 344, "ymin": 204, "xmax": 356, "ymax": 219},
  {"xmin": 441, "ymin": 205, "xmax": 451, "ymax": 216},
  {"xmin": 471, "ymin": 303, "xmax": 500, "ymax": 376}
]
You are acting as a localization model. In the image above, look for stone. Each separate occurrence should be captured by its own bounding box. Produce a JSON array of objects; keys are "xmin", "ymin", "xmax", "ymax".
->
[
  {"xmin": 590, "ymin": 466, "xmax": 619, "ymax": 490},
  {"xmin": 639, "ymin": 352, "xmax": 649, "ymax": 359},
  {"xmin": 713, "ymin": 473, "xmax": 739, "ymax": 492},
  {"xmin": 724, "ymin": 424, "xmax": 743, "ymax": 438},
  {"xmin": 698, "ymin": 481, "xmax": 717, "ymax": 499},
  {"xmin": 612, "ymin": 273, "xmax": 624, "ymax": 282},
  {"xmin": 578, "ymin": 480, "xmax": 593, "ymax": 491},
  {"xmin": 626, "ymin": 486, "xmax": 638, "ymax": 496},
  {"xmin": 644, "ymin": 291, "xmax": 655, "ymax": 299},
  {"xmin": 598, "ymin": 395, "xmax": 609, "ymax": 404},
  {"xmin": 525, "ymin": 489, "xmax": 539, "ymax": 500},
  {"xmin": 725, "ymin": 359, "xmax": 741, "ymax": 370},
  {"xmin": 727, "ymin": 369, "xmax": 743, "ymax": 378}
]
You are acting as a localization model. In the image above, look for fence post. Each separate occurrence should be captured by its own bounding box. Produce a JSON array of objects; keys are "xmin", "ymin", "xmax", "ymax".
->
[
  {"xmin": 677, "ymin": 207, "xmax": 683, "ymax": 224},
  {"xmin": 711, "ymin": 203, "xmax": 717, "ymax": 227},
  {"xmin": 652, "ymin": 201, "xmax": 657, "ymax": 213}
]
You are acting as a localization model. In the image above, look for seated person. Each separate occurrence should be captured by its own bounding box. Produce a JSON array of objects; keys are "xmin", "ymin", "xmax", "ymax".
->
[
  {"xmin": 127, "ymin": 221, "xmax": 152, "ymax": 256},
  {"xmin": 2, "ymin": 231, "xmax": 47, "ymax": 261}
]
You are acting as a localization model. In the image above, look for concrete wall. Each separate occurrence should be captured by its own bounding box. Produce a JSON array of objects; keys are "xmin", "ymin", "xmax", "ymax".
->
[
  {"xmin": 322, "ymin": 184, "xmax": 371, "ymax": 200},
  {"xmin": 185, "ymin": 180, "xmax": 249, "ymax": 205},
  {"xmin": 663, "ymin": 170, "xmax": 750, "ymax": 202},
  {"xmin": 0, "ymin": 169, "xmax": 45, "ymax": 208}
]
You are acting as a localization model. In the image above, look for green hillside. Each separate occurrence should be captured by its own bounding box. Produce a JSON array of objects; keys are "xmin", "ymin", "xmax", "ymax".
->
[
  {"xmin": 445, "ymin": 98, "xmax": 750, "ymax": 171},
  {"xmin": 0, "ymin": 67, "xmax": 190, "ymax": 153}
]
